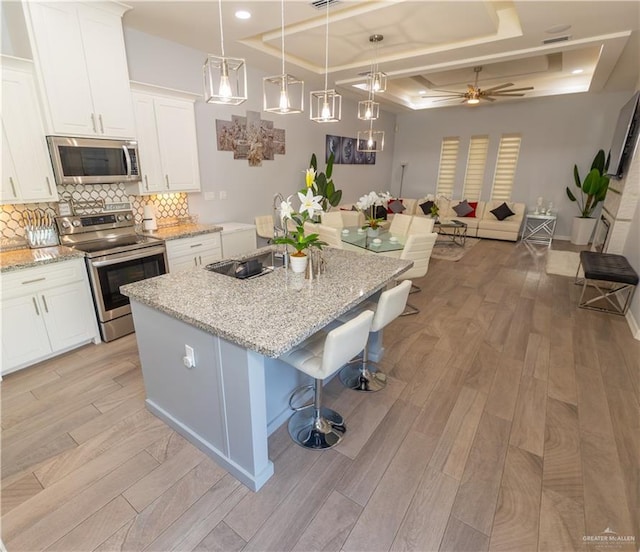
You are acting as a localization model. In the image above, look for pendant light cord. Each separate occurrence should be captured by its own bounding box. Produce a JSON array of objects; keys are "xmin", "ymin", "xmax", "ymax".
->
[
  {"xmin": 280, "ymin": 0, "xmax": 286, "ymax": 76},
  {"xmin": 218, "ymin": 0, "xmax": 225, "ymax": 57},
  {"xmin": 323, "ymin": 0, "xmax": 329, "ymax": 91}
]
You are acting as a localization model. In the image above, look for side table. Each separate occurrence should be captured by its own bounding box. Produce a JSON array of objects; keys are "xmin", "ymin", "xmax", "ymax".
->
[{"xmin": 522, "ymin": 213, "xmax": 557, "ymax": 246}]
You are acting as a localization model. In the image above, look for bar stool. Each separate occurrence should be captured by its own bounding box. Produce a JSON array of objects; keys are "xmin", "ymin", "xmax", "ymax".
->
[
  {"xmin": 279, "ymin": 310, "xmax": 374, "ymax": 449},
  {"xmin": 339, "ymin": 280, "xmax": 412, "ymax": 392}
]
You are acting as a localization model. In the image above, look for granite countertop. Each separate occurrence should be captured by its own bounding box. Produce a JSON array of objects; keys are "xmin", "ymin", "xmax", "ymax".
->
[
  {"xmin": 0, "ymin": 246, "xmax": 85, "ymax": 273},
  {"xmin": 139, "ymin": 223, "xmax": 222, "ymax": 241},
  {"xmin": 121, "ymin": 247, "xmax": 412, "ymax": 358}
]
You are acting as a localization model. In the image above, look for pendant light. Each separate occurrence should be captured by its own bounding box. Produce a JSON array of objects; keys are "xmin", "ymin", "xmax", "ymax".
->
[
  {"xmin": 365, "ymin": 34, "xmax": 387, "ymax": 93},
  {"xmin": 357, "ymin": 34, "xmax": 385, "ymax": 151},
  {"xmin": 357, "ymin": 120, "xmax": 385, "ymax": 153},
  {"xmin": 203, "ymin": 0, "xmax": 247, "ymax": 105},
  {"xmin": 263, "ymin": 0, "xmax": 304, "ymax": 114},
  {"xmin": 310, "ymin": 0, "xmax": 341, "ymax": 122}
]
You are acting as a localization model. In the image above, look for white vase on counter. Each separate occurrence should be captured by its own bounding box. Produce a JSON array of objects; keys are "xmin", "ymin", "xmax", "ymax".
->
[{"xmin": 289, "ymin": 254, "xmax": 308, "ymax": 273}]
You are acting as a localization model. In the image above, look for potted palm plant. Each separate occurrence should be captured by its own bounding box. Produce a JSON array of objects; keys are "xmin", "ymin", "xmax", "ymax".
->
[{"xmin": 566, "ymin": 149, "xmax": 610, "ymax": 245}]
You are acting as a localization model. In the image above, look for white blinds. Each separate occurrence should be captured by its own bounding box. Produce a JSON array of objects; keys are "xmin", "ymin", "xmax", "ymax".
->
[
  {"xmin": 491, "ymin": 134, "xmax": 522, "ymax": 201},
  {"xmin": 435, "ymin": 137, "xmax": 459, "ymax": 198},
  {"xmin": 462, "ymin": 135, "xmax": 489, "ymax": 201}
]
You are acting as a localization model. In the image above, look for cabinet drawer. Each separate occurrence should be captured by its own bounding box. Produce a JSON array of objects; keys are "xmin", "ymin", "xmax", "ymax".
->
[
  {"xmin": 2, "ymin": 258, "xmax": 86, "ymax": 299},
  {"xmin": 166, "ymin": 233, "xmax": 221, "ymax": 258}
]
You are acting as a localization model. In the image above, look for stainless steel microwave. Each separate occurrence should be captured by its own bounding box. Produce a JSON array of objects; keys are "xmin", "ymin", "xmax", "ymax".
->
[{"xmin": 46, "ymin": 136, "xmax": 141, "ymax": 185}]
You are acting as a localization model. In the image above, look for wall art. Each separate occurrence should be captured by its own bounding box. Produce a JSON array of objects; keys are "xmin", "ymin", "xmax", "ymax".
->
[
  {"xmin": 216, "ymin": 111, "xmax": 285, "ymax": 167},
  {"xmin": 326, "ymin": 134, "xmax": 375, "ymax": 165}
]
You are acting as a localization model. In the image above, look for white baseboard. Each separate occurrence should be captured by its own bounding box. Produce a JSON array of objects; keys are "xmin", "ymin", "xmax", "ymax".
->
[{"xmin": 626, "ymin": 309, "xmax": 640, "ymax": 340}]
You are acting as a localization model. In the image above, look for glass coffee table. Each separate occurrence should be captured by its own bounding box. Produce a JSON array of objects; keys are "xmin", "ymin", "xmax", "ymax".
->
[
  {"xmin": 340, "ymin": 227, "xmax": 405, "ymax": 253},
  {"xmin": 434, "ymin": 219, "xmax": 467, "ymax": 246}
]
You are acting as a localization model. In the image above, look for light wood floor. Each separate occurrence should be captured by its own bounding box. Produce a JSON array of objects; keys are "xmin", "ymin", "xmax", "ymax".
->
[{"xmin": 2, "ymin": 239, "xmax": 638, "ymax": 552}]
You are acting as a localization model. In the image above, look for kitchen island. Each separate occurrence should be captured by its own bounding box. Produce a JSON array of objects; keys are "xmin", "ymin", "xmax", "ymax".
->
[{"xmin": 121, "ymin": 247, "xmax": 412, "ymax": 490}]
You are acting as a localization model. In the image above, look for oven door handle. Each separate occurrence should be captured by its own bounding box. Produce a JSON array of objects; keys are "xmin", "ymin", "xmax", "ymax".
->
[
  {"xmin": 90, "ymin": 246, "xmax": 166, "ymax": 267},
  {"xmin": 122, "ymin": 146, "xmax": 132, "ymax": 177}
]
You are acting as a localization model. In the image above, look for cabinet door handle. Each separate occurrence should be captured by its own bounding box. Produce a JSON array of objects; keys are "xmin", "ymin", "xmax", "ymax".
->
[
  {"xmin": 22, "ymin": 277, "xmax": 46, "ymax": 285},
  {"xmin": 45, "ymin": 177, "xmax": 52, "ymax": 195},
  {"xmin": 199, "ymin": 255, "xmax": 202, "ymax": 265},
  {"xmin": 165, "ymin": 175, "xmax": 170, "ymax": 189},
  {"xmin": 189, "ymin": 243, "xmax": 203, "ymax": 248},
  {"xmin": 193, "ymin": 257, "xmax": 197, "ymax": 267},
  {"xmin": 99, "ymin": 114, "xmax": 104, "ymax": 134},
  {"xmin": 41, "ymin": 295, "xmax": 49, "ymax": 313},
  {"xmin": 32, "ymin": 297, "xmax": 40, "ymax": 316},
  {"xmin": 144, "ymin": 175, "xmax": 149, "ymax": 191},
  {"xmin": 91, "ymin": 113, "xmax": 97, "ymax": 133},
  {"xmin": 9, "ymin": 177, "xmax": 17, "ymax": 197}
]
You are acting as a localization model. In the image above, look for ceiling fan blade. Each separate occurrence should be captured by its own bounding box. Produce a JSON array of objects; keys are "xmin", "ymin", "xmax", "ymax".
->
[
  {"xmin": 429, "ymin": 97, "xmax": 463, "ymax": 103},
  {"xmin": 491, "ymin": 86, "xmax": 534, "ymax": 93},
  {"xmin": 481, "ymin": 83, "xmax": 515, "ymax": 93},
  {"xmin": 487, "ymin": 93, "xmax": 527, "ymax": 97},
  {"xmin": 481, "ymin": 96, "xmax": 496, "ymax": 102},
  {"xmin": 431, "ymin": 89, "xmax": 465, "ymax": 95}
]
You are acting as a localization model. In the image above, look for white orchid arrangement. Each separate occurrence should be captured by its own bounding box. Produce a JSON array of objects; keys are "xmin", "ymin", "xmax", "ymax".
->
[
  {"xmin": 356, "ymin": 191, "xmax": 392, "ymax": 229},
  {"xmin": 273, "ymin": 190, "xmax": 328, "ymax": 256}
]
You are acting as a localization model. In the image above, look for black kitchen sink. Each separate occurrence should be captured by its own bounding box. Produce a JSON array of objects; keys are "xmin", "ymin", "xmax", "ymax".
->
[{"xmin": 205, "ymin": 250, "xmax": 285, "ymax": 279}]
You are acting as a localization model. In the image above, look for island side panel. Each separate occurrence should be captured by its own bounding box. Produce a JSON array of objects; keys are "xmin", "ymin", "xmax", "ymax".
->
[
  {"xmin": 217, "ymin": 341, "xmax": 274, "ymax": 488},
  {"xmin": 130, "ymin": 301, "xmax": 274, "ymax": 490}
]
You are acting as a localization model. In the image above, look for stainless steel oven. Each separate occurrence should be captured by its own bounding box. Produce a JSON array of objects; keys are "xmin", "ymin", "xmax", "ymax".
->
[{"xmin": 57, "ymin": 211, "xmax": 166, "ymax": 342}]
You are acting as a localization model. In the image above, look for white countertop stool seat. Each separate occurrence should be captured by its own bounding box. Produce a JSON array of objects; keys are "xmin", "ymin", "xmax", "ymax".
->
[
  {"xmin": 279, "ymin": 310, "xmax": 374, "ymax": 449},
  {"xmin": 338, "ymin": 280, "xmax": 412, "ymax": 392}
]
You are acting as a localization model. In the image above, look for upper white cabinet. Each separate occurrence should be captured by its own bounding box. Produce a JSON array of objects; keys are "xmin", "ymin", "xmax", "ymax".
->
[
  {"xmin": 1, "ymin": 58, "xmax": 58, "ymax": 204},
  {"xmin": 23, "ymin": 2, "xmax": 135, "ymax": 139},
  {"xmin": 131, "ymin": 85, "xmax": 201, "ymax": 194}
]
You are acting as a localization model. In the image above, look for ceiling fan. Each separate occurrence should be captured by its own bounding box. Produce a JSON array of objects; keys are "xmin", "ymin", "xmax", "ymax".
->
[{"xmin": 423, "ymin": 66, "xmax": 534, "ymax": 105}]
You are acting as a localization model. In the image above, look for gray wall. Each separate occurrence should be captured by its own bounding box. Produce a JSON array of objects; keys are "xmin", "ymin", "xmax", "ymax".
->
[
  {"xmin": 391, "ymin": 92, "xmax": 632, "ymax": 238},
  {"xmin": 123, "ymin": 28, "xmax": 397, "ymax": 225}
]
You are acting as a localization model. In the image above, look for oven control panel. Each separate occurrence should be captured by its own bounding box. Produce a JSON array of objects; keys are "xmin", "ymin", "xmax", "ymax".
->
[{"xmin": 56, "ymin": 210, "xmax": 135, "ymax": 235}]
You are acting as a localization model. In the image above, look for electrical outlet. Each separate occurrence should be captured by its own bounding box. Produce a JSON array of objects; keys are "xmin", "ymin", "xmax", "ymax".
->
[
  {"xmin": 219, "ymin": 191, "xmax": 228, "ymax": 200},
  {"xmin": 204, "ymin": 192, "xmax": 215, "ymax": 201},
  {"xmin": 183, "ymin": 344, "xmax": 196, "ymax": 369}
]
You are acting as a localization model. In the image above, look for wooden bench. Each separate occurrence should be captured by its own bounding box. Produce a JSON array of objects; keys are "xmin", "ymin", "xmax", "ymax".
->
[{"xmin": 576, "ymin": 251, "xmax": 639, "ymax": 315}]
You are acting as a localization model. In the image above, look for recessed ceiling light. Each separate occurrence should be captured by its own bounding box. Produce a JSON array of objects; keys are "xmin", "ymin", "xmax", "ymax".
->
[
  {"xmin": 418, "ymin": 90, "xmax": 426, "ymax": 94},
  {"xmin": 235, "ymin": 10, "xmax": 251, "ymax": 20},
  {"xmin": 572, "ymin": 68, "xmax": 584, "ymax": 75},
  {"xmin": 545, "ymin": 23, "xmax": 571, "ymax": 34}
]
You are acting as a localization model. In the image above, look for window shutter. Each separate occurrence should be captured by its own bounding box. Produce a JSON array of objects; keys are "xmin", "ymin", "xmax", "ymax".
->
[
  {"xmin": 435, "ymin": 137, "xmax": 459, "ymax": 198},
  {"xmin": 491, "ymin": 134, "xmax": 522, "ymax": 201},
  {"xmin": 462, "ymin": 135, "xmax": 489, "ymax": 201}
]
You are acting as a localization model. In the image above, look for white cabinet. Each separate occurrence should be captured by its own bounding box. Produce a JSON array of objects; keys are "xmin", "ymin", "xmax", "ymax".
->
[
  {"xmin": 220, "ymin": 223, "xmax": 257, "ymax": 258},
  {"xmin": 1, "ymin": 58, "xmax": 58, "ymax": 204},
  {"xmin": 1, "ymin": 258, "xmax": 100, "ymax": 375},
  {"xmin": 131, "ymin": 86, "xmax": 201, "ymax": 194},
  {"xmin": 165, "ymin": 233, "xmax": 222, "ymax": 273},
  {"xmin": 24, "ymin": 2, "xmax": 135, "ymax": 138}
]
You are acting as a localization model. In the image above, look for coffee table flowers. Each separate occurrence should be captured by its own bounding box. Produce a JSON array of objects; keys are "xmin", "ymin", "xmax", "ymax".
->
[{"xmin": 356, "ymin": 191, "xmax": 391, "ymax": 235}]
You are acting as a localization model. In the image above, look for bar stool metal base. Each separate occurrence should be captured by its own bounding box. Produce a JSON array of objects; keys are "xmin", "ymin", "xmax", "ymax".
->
[
  {"xmin": 288, "ymin": 407, "xmax": 346, "ymax": 449},
  {"xmin": 339, "ymin": 362, "xmax": 387, "ymax": 392}
]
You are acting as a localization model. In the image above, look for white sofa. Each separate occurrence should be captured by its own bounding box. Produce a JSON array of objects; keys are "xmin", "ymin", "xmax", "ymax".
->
[
  {"xmin": 476, "ymin": 200, "xmax": 525, "ymax": 241},
  {"xmin": 338, "ymin": 197, "xmax": 524, "ymax": 241}
]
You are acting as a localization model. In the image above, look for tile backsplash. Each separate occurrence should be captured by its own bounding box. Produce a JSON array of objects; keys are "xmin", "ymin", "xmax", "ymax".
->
[{"xmin": 1, "ymin": 183, "xmax": 190, "ymax": 246}]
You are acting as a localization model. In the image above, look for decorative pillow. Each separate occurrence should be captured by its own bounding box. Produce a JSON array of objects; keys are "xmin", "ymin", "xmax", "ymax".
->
[
  {"xmin": 452, "ymin": 200, "xmax": 473, "ymax": 217},
  {"xmin": 387, "ymin": 199, "xmax": 406, "ymax": 214},
  {"xmin": 374, "ymin": 205, "xmax": 388, "ymax": 220},
  {"xmin": 490, "ymin": 202, "xmax": 515, "ymax": 221},
  {"xmin": 419, "ymin": 200, "xmax": 435, "ymax": 215},
  {"xmin": 463, "ymin": 201, "xmax": 479, "ymax": 218}
]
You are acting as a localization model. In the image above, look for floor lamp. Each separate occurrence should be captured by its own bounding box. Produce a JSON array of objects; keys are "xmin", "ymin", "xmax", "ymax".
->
[{"xmin": 399, "ymin": 162, "xmax": 407, "ymax": 197}]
